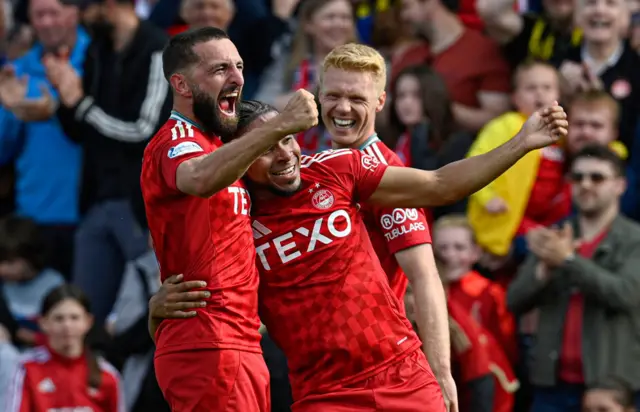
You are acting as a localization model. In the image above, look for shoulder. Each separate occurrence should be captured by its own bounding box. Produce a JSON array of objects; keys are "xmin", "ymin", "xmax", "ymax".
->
[
  {"xmin": 362, "ymin": 140, "xmax": 400, "ymax": 166},
  {"xmin": 97, "ymin": 356, "xmax": 122, "ymax": 385},
  {"xmin": 613, "ymin": 216, "xmax": 640, "ymax": 245},
  {"xmin": 300, "ymin": 149, "xmax": 357, "ymax": 170},
  {"xmin": 19, "ymin": 346, "xmax": 51, "ymax": 366}
]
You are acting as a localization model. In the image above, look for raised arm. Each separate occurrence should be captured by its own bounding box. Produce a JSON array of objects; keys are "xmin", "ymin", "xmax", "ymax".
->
[
  {"xmin": 176, "ymin": 90, "xmax": 317, "ymax": 197},
  {"xmin": 368, "ymin": 104, "xmax": 568, "ymax": 208}
]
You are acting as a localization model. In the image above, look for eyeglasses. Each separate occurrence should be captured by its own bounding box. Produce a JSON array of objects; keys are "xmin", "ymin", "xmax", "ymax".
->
[{"xmin": 569, "ymin": 172, "xmax": 612, "ymax": 184}]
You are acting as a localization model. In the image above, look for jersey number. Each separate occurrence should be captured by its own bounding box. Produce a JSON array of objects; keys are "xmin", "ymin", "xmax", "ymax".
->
[{"xmin": 171, "ymin": 121, "xmax": 195, "ymax": 140}]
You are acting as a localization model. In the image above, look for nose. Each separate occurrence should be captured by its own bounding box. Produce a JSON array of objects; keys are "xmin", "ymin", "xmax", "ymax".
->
[
  {"xmin": 335, "ymin": 98, "xmax": 351, "ymax": 114},
  {"xmin": 228, "ymin": 65, "xmax": 244, "ymax": 88},
  {"xmin": 273, "ymin": 142, "xmax": 294, "ymax": 161}
]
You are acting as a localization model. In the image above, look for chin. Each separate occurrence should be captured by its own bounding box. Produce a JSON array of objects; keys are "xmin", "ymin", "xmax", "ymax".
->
[{"xmin": 327, "ymin": 126, "xmax": 360, "ymax": 146}]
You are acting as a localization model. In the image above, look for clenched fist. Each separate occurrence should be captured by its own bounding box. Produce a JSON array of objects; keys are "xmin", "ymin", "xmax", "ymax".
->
[{"xmin": 277, "ymin": 89, "xmax": 319, "ymax": 135}]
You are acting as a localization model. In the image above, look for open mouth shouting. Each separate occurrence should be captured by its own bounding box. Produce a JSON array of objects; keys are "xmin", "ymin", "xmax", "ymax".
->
[{"xmin": 218, "ymin": 89, "xmax": 240, "ymax": 117}]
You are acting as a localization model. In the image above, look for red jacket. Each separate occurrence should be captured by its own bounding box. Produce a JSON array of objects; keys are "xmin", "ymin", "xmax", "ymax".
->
[{"xmin": 7, "ymin": 345, "xmax": 124, "ymax": 412}]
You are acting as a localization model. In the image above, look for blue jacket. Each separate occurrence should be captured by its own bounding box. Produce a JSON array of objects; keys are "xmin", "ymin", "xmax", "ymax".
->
[{"xmin": 0, "ymin": 28, "xmax": 89, "ymax": 224}]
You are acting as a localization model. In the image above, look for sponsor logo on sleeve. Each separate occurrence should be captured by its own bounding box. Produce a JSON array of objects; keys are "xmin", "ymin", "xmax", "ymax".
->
[
  {"xmin": 167, "ymin": 141, "xmax": 204, "ymax": 159},
  {"xmin": 361, "ymin": 154, "xmax": 380, "ymax": 171},
  {"xmin": 380, "ymin": 208, "xmax": 425, "ymax": 240}
]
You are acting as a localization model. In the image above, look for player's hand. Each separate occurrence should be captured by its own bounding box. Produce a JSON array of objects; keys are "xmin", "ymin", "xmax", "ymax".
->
[
  {"xmin": 439, "ymin": 374, "xmax": 459, "ymax": 412},
  {"xmin": 149, "ymin": 274, "xmax": 210, "ymax": 320},
  {"xmin": 484, "ymin": 196, "xmax": 508, "ymax": 214},
  {"xmin": 518, "ymin": 102, "xmax": 568, "ymax": 151},
  {"xmin": 277, "ymin": 89, "xmax": 319, "ymax": 134}
]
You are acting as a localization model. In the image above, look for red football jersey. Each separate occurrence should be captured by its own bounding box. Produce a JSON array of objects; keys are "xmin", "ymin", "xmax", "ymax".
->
[
  {"xmin": 358, "ymin": 136, "xmax": 432, "ymax": 313},
  {"xmin": 8, "ymin": 345, "xmax": 123, "ymax": 412},
  {"xmin": 141, "ymin": 112, "xmax": 262, "ymax": 356},
  {"xmin": 252, "ymin": 149, "xmax": 421, "ymax": 400}
]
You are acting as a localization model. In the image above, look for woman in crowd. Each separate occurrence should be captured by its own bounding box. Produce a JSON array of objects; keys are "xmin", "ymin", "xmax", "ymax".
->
[
  {"xmin": 255, "ymin": 0, "xmax": 357, "ymax": 153},
  {"xmin": 388, "ymin": 65, "xmax": 474, "ymax": 219},
  {"xmin": 6, "ymin": 284, "xmax": 123, "ymax": 412}
]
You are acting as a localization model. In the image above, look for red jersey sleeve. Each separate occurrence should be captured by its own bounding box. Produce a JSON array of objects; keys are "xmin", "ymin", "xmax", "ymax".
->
[
  {"xmin": 349, "ymin": 149, "xmax": 389, "ymax": 202},
  {"xmin": 372, "ymin": 205, "xmax": 432, "ymax": 254},
  {"xmin": 157, "ymin": 131, "xmax": 210, "ymax": 191}
]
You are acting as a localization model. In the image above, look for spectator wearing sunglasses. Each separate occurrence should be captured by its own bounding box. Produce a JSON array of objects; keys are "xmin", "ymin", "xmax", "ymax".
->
[{"xmin": 507, "ymin": 145, "xmax": 640, "ymax": 412}]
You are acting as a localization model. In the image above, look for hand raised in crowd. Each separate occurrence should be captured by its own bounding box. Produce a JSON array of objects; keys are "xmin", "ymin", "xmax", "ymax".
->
[
  {"xmin": 0, "ymin": 65, "xmax": 28, "ymax": 110},
  {"xmin": 0, "ymin": 66, "xmax": 56, "ymax": 121},
  {"xmin": 559, "ymin": 61, "xmax": 603, "ymax": 97},
  {"xmin": 277, "ymin": 89, "xmax": 319, "ymax": 134},
  {"xmin": 485, "ymin": 196, "xmax": 509, "ymax": 214},
  {"xmin": 526, "ymin": 223, "xmax": 577, "ymax": 267},
  {"xmin": 519, "ymin": 102, "xmax": 569, "ymax": 151},
  {"xmin": 43, "ymin": 52, "xmax": 84, "ymax": 107}
]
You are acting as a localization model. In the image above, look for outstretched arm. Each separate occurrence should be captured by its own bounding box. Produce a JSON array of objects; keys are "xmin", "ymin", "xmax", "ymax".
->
[{"xmin": 368, "ymin": 105, "xmax": 568, "ymax": 208}]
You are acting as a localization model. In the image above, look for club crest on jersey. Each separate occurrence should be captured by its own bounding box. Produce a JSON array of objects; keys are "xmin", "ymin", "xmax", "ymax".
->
[
  {"xmin": 361, "ymin": 154, "xmax": 380, "ymax": 171},
  {"xmin": 168, "ymin": 141, "xmax": 204, "ymax": 159},
  {"xmin": 312, "ymin": 189, "xmax": 334, "ymax": 210}
]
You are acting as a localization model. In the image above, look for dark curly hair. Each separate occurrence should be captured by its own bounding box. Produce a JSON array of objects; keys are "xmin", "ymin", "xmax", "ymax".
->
[{"xmin": 237, "ymin": 100, "xmax": 279, "ymax": 134}]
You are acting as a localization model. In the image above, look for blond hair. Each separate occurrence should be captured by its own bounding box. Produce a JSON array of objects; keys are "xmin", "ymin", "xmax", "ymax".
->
[
  {"xmin": 433, "ymin": 214, "xmax": 476, "ymax": 243},
  {"xmin": 321, "ymin": 43, "xmax": 387, "ymax": 92}
]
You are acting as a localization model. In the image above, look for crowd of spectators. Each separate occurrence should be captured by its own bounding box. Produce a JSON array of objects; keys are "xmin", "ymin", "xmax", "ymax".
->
[{"xmin": 0, "ymin": 0, "xmax": 638, "ymax": 410}]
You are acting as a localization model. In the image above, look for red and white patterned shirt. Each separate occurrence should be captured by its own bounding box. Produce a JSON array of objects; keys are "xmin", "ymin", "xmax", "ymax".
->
[
  {"xmin": 251, "ymin": 149, "xmax": 421, "ymax": 400},
  {"xmin": 141, "ymin": 111, "xmax": 262, "ymax": 356}
]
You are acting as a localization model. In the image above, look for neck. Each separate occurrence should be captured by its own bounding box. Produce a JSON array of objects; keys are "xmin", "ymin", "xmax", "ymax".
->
[
  {"xmin": 585, "ymin": 39, "xmax": 621, "ymax": 63},
  {"xmin": 172, "ymin": 100, "xmax": 198, "ymax": 125},
  {"xmin": 112, "ymin": 8, "xmax": 139, "ymax": 52},
  {"xmin": 49, "ymin": 340, "xmax": 83, "ymax": 359},
  {"xmin": 421, "ymin": 9, "xmax": 463, "ymax": 53},
  {"xmin": 578, "ymin": 205, "xmax": 618, "ymax": 239}
]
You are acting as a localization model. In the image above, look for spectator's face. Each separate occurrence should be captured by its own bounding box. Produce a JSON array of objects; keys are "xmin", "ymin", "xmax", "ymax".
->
[
  {"xmin": 394, "ymin": 74, "xmax": 425, "ymax": 128},
  {"xmin": 512, "ymin": 65, "xmax": 560, "ymax": 117},
  {"xmin": 0, "ymin": 258, "xmax": 33, "ymax": 282},
  {"xmin": 305, "ymin": 0, "xmax": 354, "ymax": 53},
  {"xmin": 183, "ymin": 38, "xmax": 243, "ymax": 139},
  {"xmin": 400, "ymin": 0, "xmax": 437, "ymax": 31},
  {"xmin": 583, "ymin": 389, "xmax": 628, "ymax": 412},
  {"xmin": 39, "ymin": 298, "xmax": 93, "ymax": 353},
  {"xmin": 320, "ymin": 67, "xmax": 386, "ymax": 146},
  {"xmin": 542, "ymin": 0, "xmax": 575, "ymax": 22},
  {"xmin": 29, "ymin": 0, "xmax": 77, "ymax": 50},
  {"xmin": 246, "ymin": 112, "xmax": 303, "ymax": 194},
  {"xmin": 567, "ymin": 103, "xmax": 617, "ymax": 154},
  {"xmin": 578, "ymin": 0, "xmax": 628, "ymax": 44},
  {"xmin": 432, "ymin": 226, "xmax": 479, "ymax": 282},
  {"xmin": 181, "ymin": 0, "xmax": 234, "ymax": 31},
  {"xmin": 571, "ymin": 158, "xmax": 625, "ymax": 216}
]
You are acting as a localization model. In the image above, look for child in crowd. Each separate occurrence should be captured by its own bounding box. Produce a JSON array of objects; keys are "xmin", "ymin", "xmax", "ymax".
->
[
  {"xmin": 0, "ymin": 216, "xmax": 64, "ymax": 347},
  {"xmin": 583, "ymin": 376, "xmax": 637, "ymax": 412},
  {"xmin": 467, "ymin": 61, "xmax": 570, "ymax": 259},
  {"xmin": 432, "ymin": 215, "xmax": 517, "ymax": 363}
]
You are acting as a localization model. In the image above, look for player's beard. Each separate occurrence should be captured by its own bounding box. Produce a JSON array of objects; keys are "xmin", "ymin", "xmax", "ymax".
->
[{"xmin": 192, "ymin": 86, "xmax": 239, "ymax": 142}]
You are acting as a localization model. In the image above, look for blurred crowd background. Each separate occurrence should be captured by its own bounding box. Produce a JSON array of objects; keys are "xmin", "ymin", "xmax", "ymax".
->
[{"xmin": 0, "ymin": 0, "xmax": 639, "ymax": 410}]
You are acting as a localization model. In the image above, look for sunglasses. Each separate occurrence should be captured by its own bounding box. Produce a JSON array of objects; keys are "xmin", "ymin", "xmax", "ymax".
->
[{"xmin": 569, "ymin": 172, "xmax": 612, "ymax": 184}]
